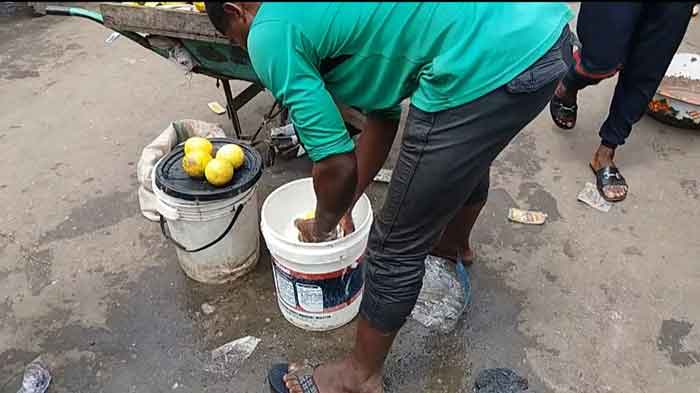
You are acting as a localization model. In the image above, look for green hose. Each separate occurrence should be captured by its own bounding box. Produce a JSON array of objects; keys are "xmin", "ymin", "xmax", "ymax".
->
[
  {"xmin": 45, "ymin": 6, "xmax": 104, "ymax": 24},
  {"xmin": 66, "ymin": 7, "xmax": 104, "ymax": 23}
]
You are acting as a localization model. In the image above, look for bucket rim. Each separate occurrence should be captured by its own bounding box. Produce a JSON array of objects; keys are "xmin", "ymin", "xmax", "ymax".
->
[{"xmin": 260, "ymin": 177, "xmax": 372, "ymax": 249}]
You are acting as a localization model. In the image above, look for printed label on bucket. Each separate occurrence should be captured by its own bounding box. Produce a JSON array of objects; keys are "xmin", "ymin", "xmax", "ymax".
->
[{"xmin": 272, "ymin": 257, "xmax": 363, "ymax": 314}]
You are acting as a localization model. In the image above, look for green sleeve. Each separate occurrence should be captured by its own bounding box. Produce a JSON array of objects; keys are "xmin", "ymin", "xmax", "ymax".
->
[{"xmin": 247, "ymin": 21, "xmax": 354, "ymax": 162}]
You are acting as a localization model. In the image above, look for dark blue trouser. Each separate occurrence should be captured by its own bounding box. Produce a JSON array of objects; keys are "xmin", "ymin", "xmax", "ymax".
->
[{"xmin": 562, "ymin": 2, "xmax": 693, "ymax": 148}]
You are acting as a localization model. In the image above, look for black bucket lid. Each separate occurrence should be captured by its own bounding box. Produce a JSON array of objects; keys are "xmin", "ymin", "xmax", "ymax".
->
[{"xmin": 155, "ymin": 138, "xmax": 263, "ymax": 202}]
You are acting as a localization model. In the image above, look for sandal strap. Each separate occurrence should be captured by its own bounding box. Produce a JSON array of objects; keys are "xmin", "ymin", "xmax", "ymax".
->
[
  {"xmin": 552, "ymin": 94, "xmax": 578, "ymax": 110},
  {"xmin": 288, "ymin": 364, "xmax": 321, "ymax": 393},
  {"xmin": 557, "ymin": 103, "xmax": 577, "ymax": 113},
  {"xmin": 297, "ymin": 375, "xmax": 320, "ymax": 393},
  {"xmin": 597, "ymin": 166, "xmax": 627, "ymax": 188}
]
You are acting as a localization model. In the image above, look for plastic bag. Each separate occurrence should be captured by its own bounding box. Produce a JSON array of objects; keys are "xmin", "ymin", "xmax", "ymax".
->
[
  {"xmin": 17, "ymin": 359, "xmax": 51, "ymax": 393},
  {"xmin": 137, "ymin": 119, "xmax": 226, "ymax": 221},
  {"xmin": 474, "ymin": 368, "xmax": 528, "ymax": 393},
  {"xmin": 410, "ymin": 255, "xmax": 470, "ymax": 334},
  {"xmin": 148, "ymin": 36, "xmax": 197, "ymax": 73}
]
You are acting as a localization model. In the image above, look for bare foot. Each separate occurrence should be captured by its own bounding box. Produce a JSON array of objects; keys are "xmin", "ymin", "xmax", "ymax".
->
[
  {"xmin": 591, "ymin": 145, "xmax": 628, "ymax": 201},
  {"xmin": 283, "ymin": 359, "xmax": 383, "ymax": 393}
]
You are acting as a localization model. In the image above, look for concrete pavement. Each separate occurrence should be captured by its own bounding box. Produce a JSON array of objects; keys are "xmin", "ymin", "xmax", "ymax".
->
[{"xmin": 1, "ymin": 4, "xmax": 700, "ymax": 393}]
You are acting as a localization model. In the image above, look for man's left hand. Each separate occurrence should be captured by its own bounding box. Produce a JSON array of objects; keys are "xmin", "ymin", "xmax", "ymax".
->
[{"xmin": 294, "ymin": 217, "xmax": 338, "ymax": 243}]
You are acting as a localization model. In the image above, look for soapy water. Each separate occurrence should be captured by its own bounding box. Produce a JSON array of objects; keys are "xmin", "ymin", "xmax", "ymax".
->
[
  {"xmin": 284, "ymin": 219, "xmax": 345, "ymax": 243},
  {"xmin": 284, "ymin": 209, "xmax": 347, "ymax": 243}
]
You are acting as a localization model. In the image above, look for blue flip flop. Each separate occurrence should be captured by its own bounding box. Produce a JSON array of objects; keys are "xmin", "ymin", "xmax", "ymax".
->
[
  {"xmin": 455, "ymin": 256, "xmax": 472, "ymax": 307},
  {"xmin": 268, "ymin": 363, "xmax": 320, "ymax": 393}
]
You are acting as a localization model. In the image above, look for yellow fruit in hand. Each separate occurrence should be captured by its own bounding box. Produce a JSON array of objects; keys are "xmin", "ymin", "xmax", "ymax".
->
[
  {"xmin": 215, "ymin": 144, "xmax": 245, "ymax": 169},
  {"xmin": 301, "ymin": 209, "xmax": 315, "ymax": 220},
  {"xmin": 205, "ymin": 158, "xmax": 234, "ymax": 186},
  {"xmin": 182, "ymin": 150, "xmax": 211, "ymax": 178},
  {"xmin": 184, "ymin": 137, "xmax": 213, "ymax": 156}
]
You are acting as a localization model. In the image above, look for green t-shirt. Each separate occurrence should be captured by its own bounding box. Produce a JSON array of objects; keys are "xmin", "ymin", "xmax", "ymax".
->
[{"xmin": 248, "ymin": 2, "xmax": 573, "ymax": 162}]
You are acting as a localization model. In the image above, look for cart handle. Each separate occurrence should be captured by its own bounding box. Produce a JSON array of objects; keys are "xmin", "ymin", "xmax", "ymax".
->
[
  {"xmin": 45, "ymin": 6, "xmax": 104, "ymax": 24},
  {"xmin": 44, "ymin": 5, "xmax": 153, "ymax": 50}
]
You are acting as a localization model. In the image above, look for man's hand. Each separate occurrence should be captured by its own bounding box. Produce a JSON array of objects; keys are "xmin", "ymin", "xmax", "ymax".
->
[
  {"xmin": 339, "ymin": 212, "xmax": 355, "ymax": 235},
  {"xmin": 295, "ymin": 212, "xmax": 355, "ymax": 243},
  {"xmin": 294, "ymin": 217, "xmax": 338, "ymax": 243},
  {"xmin": 310, "ymin": 151, "xmax": 358, "ymax": 236},
  {"xmin": 296, "ymin": 110, "xmax": 397, "ymax": 244}
]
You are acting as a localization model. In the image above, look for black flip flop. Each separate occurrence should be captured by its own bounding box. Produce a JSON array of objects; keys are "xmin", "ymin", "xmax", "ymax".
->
[
  {"xmin": 268, "ymin": 363, "xmax": 320, "ymax": 393},
  {"xmin": 590, "ymin": 164, "xmax": 628, "ymax": 203},
  {"xmin": 549, "ymin": 94, "xmax": 578, "ymax": 130}
]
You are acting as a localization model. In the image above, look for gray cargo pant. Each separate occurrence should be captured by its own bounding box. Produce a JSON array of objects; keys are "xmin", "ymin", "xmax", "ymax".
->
[{"xmin": 360, "ymin": 27, "xmax": 574, "ymax": 333}]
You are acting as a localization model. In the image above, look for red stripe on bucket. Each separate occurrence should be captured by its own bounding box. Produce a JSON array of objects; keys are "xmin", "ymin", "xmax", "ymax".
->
[{"xmin": 273, "ymin": 255, "xmax": 364, "ymax": 280}]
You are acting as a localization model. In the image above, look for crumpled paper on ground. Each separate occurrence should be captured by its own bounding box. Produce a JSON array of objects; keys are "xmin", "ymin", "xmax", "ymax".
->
[
  {"xmin": 577, "ymin": 182, "xmax": 612, "ymax": 212},
  {"xmin": 205, "ymin": 336, "xmax": 260, "ymax": 377},
  {"xmin": 16, "ymin": 358, "xmax": 51, "ymax": 393},
  {"xmin": 507, "ymin": 208, "xmax": 547, "ymax": 225},
  {"xmin": 137, "ymin": 119, "xmax": 226, "ymax": 221}
]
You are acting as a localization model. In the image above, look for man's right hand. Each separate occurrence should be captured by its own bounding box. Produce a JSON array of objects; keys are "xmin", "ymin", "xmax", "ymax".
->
[{"xmin": 339, "ymin": 212, "xmax": 355, "ymax": 236}]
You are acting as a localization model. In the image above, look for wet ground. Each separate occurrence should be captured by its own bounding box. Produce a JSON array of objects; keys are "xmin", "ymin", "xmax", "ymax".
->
[{"xmin": 2, "ymin": 4, "xmax": 700, "ymax": 393}]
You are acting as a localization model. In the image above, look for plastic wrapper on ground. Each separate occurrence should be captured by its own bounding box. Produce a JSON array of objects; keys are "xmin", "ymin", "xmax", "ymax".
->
[
  {"xmin": 16, "ymin": 359, "xmax": 51, "ymax": 393},
  {"xmin": 474, "ymin": 368, "xmax": 528, "ymax": 393},
  {"xmin": 410, "ymin": 255, "xmax": 468, "ymax": 334}
]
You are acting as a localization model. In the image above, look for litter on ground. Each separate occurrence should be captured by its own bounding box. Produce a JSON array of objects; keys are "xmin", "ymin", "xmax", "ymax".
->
[
  {"xmin": 373, "ymin": 168, "xmax": 393, "ymax": 183},
  {"xmin": 208, "ymin": 101, "xmax": 226, "ymax": 115},
  {"xmin": 16, "ymin": 358, "xmax": 51, "ymax": 393},
  {"xmin": 474, "ymin": 368, "xmax": 528, "ymax": 393},
  {"xmin": 577, "ymin": 182, "xmax": 612, "ymax": 212},
  {"xmin": 507, "ymin": 208, "xmax": 548, "ymax": 225},
  {"xmin": 205, "ymin": 336, "xmax": 261, "ymax": 377}
]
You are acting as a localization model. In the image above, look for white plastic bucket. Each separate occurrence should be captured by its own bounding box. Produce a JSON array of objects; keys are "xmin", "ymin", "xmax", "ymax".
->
[
  {"xmin": 153, "ymin": 173, "xmax": 260, "ymax": 284},
  {"xmin": 261, "ymin": 178, "xmax": 373, "ymax": 331}
]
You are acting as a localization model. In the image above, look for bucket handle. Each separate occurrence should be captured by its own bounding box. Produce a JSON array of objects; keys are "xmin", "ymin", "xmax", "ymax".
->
[{"xmin": 159, "ymin": 204, "xmax": 244, "ymax": 253}]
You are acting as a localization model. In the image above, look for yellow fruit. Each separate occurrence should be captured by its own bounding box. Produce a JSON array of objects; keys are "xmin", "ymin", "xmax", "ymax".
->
[
  {"xmin": 194, "ymin": 2, "xmax": 205, "ymax": 12},
  {"xmin": 215, "ymin": 144, "xmax": 245, "ymax": 169},
  {"xmin": 205, "ymin": 158, "xmax": 234, "ymax": 186},
  {"xmin": 184, "ymin": 137, "xmax": 213, "ymax": 156},
  {"xmin": 182, "ymin": 150, "xmax": 211, "ymax": 178},
  {"xmin": 301, "ymin": 209, "xmax": 315, "ymax": 220}
]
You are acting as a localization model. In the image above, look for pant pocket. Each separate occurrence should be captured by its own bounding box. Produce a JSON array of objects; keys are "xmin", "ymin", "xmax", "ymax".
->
[{"xmin": 506, "ymin": 28, "xmax": 570, "ymax": 94}]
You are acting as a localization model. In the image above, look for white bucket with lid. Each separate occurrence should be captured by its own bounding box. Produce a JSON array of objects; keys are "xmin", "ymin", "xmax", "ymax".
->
[
  {"xmin": 153, "ymin": 138, "xmax": 263, "ymax": 284},
  {"xmin": 261, "ymin": 177, "xmax": 373, "ymax": 331}
]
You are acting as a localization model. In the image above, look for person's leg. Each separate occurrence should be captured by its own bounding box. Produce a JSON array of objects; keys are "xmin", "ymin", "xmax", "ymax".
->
[
  {"xmin": 430, "ymin": 25, "xmax": 576, "ymax": 266},
  {"xmin": 280, "ymin": 23, "xmax": 573, "ymax": 393},
  {"xmin": 280, "ymin": 36, "xmax": 566, "ymax": 393},
  {"xmin": 551, "ymin": 3, "xmax": 643, "ymax": 129},
  {"xmin": 592, "ymin": 2, "xmax": 693, "ymax": 201},
  {"xmin": 430, "ymin": 169, "xmax": 490, "ymax": 265}
]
